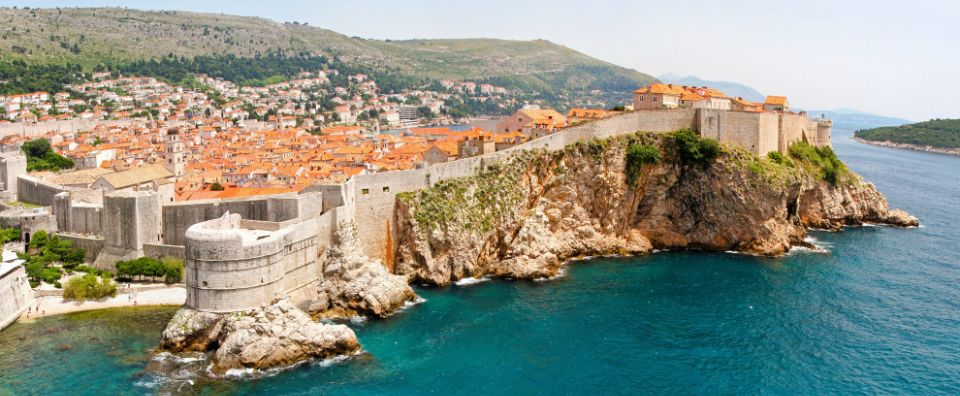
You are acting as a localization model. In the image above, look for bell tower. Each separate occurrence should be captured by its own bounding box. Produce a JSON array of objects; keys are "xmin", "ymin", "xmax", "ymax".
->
[{"xmin": 165, "ymin": 127, "xmax": 185, "ymax": 178}]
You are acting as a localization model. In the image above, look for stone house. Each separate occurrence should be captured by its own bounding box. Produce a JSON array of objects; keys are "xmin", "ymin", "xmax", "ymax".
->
[
  {"xmin": 424, "ymin": 141, "xmax": 459, "ymax": 164},
  {"xmin": 458, "ymin": 135, "xmax": 495, "ymax": 158},
  {"xmin": 764, "ymin": 96, "xmax": 790, "ymax": 112},
  {"xmin": 496, "ymin": 108, "xmax": 568, "ymax": 138}
]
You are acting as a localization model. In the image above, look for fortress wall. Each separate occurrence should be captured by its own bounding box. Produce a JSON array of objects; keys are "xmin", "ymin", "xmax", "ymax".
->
[
  {"xmin": 161, "ymin": 193, "xmax": 304, "ymax": 246},
  {"xmin": 143, "ymin": 243, "xmax": 185, "ymax": 261},
  {"xmin": 757, "ymin": 113, "xmax": 781, "ymax": 156},
  {"xmin": 95, "ymin": 191, "xmax": 162, "ymax": 266},
  {"xmin": 302, "ymin": 184, "xmax": 346, "ymax": 213},
  {"xmin": 698, "ymin": 110, "xmax": 781, "ymax": 156},
  {"xmin": 0, "ymin": 265, "xmax": 32, "ymax": 331},
  {"xmin": 352, "ymin": 168, "xmax": 428, "ymax": 260},
  {"xmin": 278, "ymin": 221, "xmax": 322, "ymax": 307},
  {"xmin": 295, "ymin": 192, "xmax": 324, "ymax": 221},
  {"xmin": 17, "ymin": 175, "xmax": 69, "ymax": 206},
  {"xmin": 183, "ymin": 214, "xmax": 320, "ymax": 312},
  {"xmin": 778, "ymin": 113, "xmax": 807, "ymax": 154},
  {"xmin": 54, "ymin": 193, "xmax": 104, "ymax": 236},
  {"xmin": 349, "ymin": 109, "xmax": 700, "ymax": 261},
  {"xmin": 57, "ymin": 234, "xmax": 104, "ymax": 264},
  {"xmin": 0, "ymin": 119, "xmax": 141, "ymax": 139},
  {"xmin": 816, "ymin": 121, "xmax": 832, "ymax": 147},
  {"xmin": 68, "ymin": 204, "xmax": 103, "ymax": 236},
  {"xmin": 102, "ymin": 191, "xmax": 162, "ymax": 251}
]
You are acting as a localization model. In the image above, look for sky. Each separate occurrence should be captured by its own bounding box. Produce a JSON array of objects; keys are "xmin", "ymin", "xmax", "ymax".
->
[{"xmin": 4, "ymin": 0, "xmax": 959, "ymax": 121}]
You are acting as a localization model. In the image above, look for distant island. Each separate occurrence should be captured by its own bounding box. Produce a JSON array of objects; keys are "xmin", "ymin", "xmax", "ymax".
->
[{"xmin": 854, "ymin": 119, "xmax": 960, "ymax": 155}]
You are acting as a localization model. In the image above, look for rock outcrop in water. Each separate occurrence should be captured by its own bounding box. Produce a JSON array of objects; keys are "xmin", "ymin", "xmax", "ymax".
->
[
  {"xmin": 313, "ymin": 223, "xmax": 417, "ymax": 318},
  {"xmin": 159, "ymin": 298, "xmax": 360, "ymax": 374},
  {"xmin": 395, "ymin": 131, "xmax": 917, "ymax": 286}
]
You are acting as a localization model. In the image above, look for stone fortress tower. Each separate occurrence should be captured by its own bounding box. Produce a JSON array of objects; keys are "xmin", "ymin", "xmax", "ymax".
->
[{"xmin": 164, "ymin": 127, "xmax": 185, "ymax": 179}]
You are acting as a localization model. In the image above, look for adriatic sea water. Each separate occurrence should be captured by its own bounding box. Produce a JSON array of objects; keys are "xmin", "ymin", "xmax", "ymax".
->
[{"xmin": 0, "ymin": 127, "xmax": 957, "ymax": 395}]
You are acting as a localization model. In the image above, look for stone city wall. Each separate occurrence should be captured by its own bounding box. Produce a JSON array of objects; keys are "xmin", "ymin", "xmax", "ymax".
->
[
  {"xmin": 0, "ymin": 119, "xmax": 142, "ymax": 139},
  {"xmin": 161, "ymin": 192, "xmax": 318, "ymax": 246},
  {"xmin": 350, "ymin": 108, "xmax": 700, "ymax": 261},
  {"xmin": 163, "ymin": 108, "xmax": 833, "ymax": 314},
  {"xmin": 183, "ymin": 214, "xmax": 320, "ymax": 312},
  {"xmin": 143, "ymin": 243, "xmax": 186, "ymax": 261},
  {"xmin": 17, "ymin": 175, "xmax": 71, "ymax": 206},
  {"xmin": 0, "ymin": 265, "xmax": 32, "ymax": 331},
  {"xmin": 698, "ymin": 110, "xmax": 780, "ymax": 156},
  {"xmin": 58, "ymin": 233, "xmax": 105, "ymax": 264},
  {"xmin": 54, "ymin": 193, "xmax": 103, "ymax": 236},
  {"xmin": 95, "ymin": 190, "xmax": 162, "ymax": 267}
]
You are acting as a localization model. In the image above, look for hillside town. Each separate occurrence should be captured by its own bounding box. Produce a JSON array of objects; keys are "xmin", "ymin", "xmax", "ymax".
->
[{"xmin": 0, "ymin": 79, "xmax": 806, "ymax": 202}]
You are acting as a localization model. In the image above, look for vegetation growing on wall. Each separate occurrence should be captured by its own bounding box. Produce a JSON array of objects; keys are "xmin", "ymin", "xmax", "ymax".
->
[
  {"xmin": 789, "ymin": 141, "xmax": 850, "ymax": 186},
  {"xmin": 397, "ymin": 154, "xmax": 533, "ymax": 234}
]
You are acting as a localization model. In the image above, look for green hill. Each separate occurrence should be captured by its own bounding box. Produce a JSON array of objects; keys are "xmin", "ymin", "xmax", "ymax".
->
[
  {"xmin": 0, "ymin": 7, "xmax": 654, "ymax": 97},
  {"xmin": 855, "ymin": 119, "xmax": 960, "ymax": 149}
]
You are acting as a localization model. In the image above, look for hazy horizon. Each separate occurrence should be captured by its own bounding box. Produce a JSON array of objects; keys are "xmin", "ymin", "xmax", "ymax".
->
[{"xmin": 4, "ymin": 0, "xmax": 958, "ymax": 122}]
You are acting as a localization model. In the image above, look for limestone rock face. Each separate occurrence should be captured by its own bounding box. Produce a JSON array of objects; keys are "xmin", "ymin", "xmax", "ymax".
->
[
  {"xmin": 395, "ymin": 133, "xmax": 917, "ymax": 286},
  {"xmin": 314, "ymin": 224, "xmax": 417, "ymax": 318},
  {"xmin": 158, "ymin": 298, "xmax": 360, "ymax": 374}
]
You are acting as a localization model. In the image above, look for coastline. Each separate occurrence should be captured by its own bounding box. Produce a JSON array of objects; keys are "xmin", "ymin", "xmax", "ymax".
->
[
  {"xmin": 852, "ymin": 137, "xmax": 960, "ymax": 156},
  {"xmin": 18, "ymin": 286, "xmax": 186, "ymax": 320}
]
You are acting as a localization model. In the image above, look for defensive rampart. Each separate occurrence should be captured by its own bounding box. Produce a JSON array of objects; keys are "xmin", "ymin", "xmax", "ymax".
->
[
  {"xmin": 0, "ymin": 264, "xmax": 32, "ymax": 331},
  {"xmin": 183, "ymin": 213, "xmax": 321, "ymax": 312},
  {"xmin": 17, "ymin": 175, "xmax": 71, "ymax": 207},
  {"xmin": 161, "ymin": 192, "xmax": 321, "ymax": 246},
  {"xmin": 348, "ymin": 108, "xmax": 831, "ymax": 262},
  {"xmin": 9, "ymin": 108, "xmax": 831, "ymax": 316}
]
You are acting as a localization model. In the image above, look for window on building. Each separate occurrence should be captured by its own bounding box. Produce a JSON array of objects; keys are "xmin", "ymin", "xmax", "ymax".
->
[
  {"xmin": 653, "ymin": 97, "xmax": 657, "ymax": 102},
  {"xmin": 383, "ymin": 186, "xmax": 390, "ymax": 192},
  {"xmin": 361, "ymin": 188, "xmax": 370, "ymax": 195}
]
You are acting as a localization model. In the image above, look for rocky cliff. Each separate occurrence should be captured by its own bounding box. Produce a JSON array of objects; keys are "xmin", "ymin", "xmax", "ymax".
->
[
  {"xmin": 395, "ymin": 131, "xmax": 917, "ymax": 286},
  {"xmin": 312, "ymin": 223, "xmax": 417, "ymax": 318}
]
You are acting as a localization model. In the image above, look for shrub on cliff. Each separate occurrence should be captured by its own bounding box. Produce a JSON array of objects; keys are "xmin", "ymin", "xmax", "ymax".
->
[
  {"xmin": 670, "ymin": 129, "xmax": 721, "ymax": 166},
  {"xmin": 766, "ymin": 151, "xmax": 793, "ymax": 167},
  {"xmin": 789, "ymin": 142, "xmax": 847, "ymax": 186},
  {"xmin": 625, "ymin": 143, "xmax": 660, "ymax": 185},
  {"xmin": 63, "ymin": 273, "xmax": 117, "ymax": 302}
]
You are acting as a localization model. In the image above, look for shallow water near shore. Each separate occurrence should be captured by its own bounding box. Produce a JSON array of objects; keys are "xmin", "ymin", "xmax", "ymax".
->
[{"xmin": 1, "ymin": 129, "xmax": 959, "ymax": 395}]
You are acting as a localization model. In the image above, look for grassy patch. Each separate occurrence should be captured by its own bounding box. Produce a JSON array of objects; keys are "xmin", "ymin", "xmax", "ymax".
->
[{"xmin": 788, "ymin": 141, "xmax": 852, "ymax": 186}]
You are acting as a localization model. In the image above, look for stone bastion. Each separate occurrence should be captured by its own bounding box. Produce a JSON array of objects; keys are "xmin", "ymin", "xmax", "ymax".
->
[{"xmin": 183, "ymin": 213, "xmax": 320, "ymax": 312}]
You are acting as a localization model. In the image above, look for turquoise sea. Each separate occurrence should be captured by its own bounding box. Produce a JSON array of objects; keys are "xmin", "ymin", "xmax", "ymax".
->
[{"xmin": 0, "ymin": 127, "xmax": 958, "ymax": 395}]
